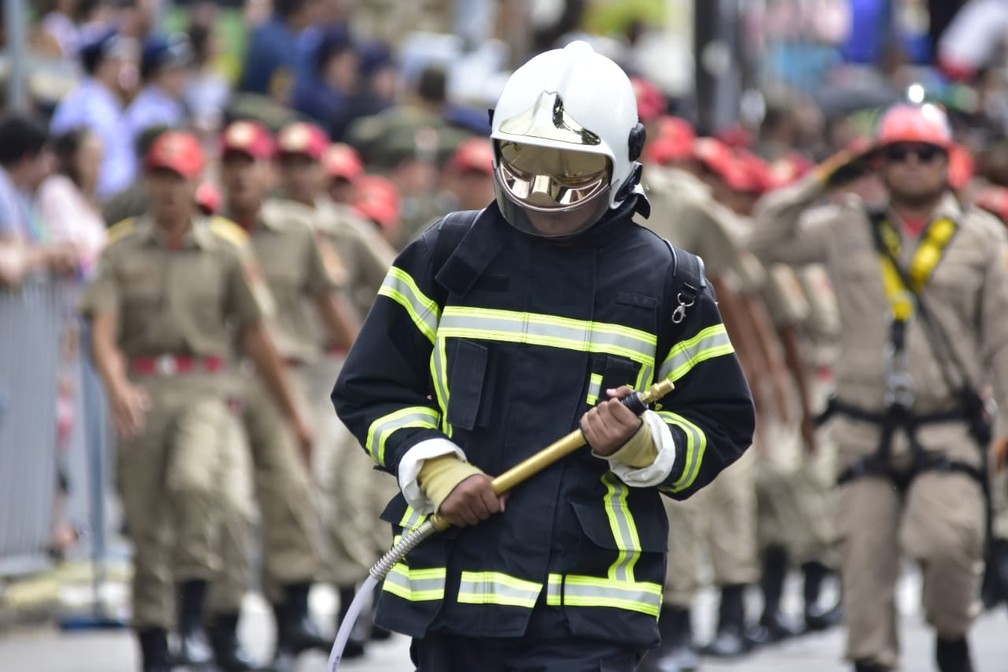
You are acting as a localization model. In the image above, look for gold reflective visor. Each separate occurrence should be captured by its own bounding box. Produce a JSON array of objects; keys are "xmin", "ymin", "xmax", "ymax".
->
[{"xmin": 497, "ymin": 141, "xmax": 610, "ymax": 209}]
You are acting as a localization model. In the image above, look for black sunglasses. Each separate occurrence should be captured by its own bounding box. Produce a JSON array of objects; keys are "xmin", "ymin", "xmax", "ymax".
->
[{"xmin": 884, "ymin": 143, "xmax": 946, "ymax": 163}]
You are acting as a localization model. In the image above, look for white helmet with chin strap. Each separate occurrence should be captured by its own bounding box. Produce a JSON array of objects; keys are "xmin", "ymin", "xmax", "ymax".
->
[{"xmin": 490, "ymin": 40, "xmax": 646, "ymax": 238}]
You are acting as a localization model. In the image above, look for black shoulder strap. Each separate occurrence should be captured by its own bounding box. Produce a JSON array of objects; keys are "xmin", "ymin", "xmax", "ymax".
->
[
  {"xmin": 432, "ymin": 209, "xmax": 482, "ymax": 270},
  {"xmin": 661, "ymin": 238, "xmax": 707, "ymax": 324},
  {"xmin": 431, "ymin": 208, "xmax": 488, "ymax": 304}
]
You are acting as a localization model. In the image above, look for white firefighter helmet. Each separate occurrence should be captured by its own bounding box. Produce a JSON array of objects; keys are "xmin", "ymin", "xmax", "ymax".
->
[{"xmin": 490, "ymin": 40, "xmax": 645, "ymax": 237}]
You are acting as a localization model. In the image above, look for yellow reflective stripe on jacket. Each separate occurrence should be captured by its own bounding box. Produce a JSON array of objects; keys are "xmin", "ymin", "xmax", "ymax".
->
[
  {"xmin": 383, "ymin": 564, "xmax": 446, "ymax": 602},
  {"xmin": 378, "ymin": 266, "xmax": 441, "ymax": 343},
  {"xmin": 586, "ymin": 373, "xmax": 604, "ymax": 405},
  {"xmin": 429, "ymin": 336, "xmax": 452, "ymax": 437},
  {"xmin": 457, "ymin": 571, "xmax": 543, "ymax": 609},
  {"xmin": 437, "ymin": 307, "xmax": 657, "ymax": 366},
  {"xmin": 657, "ymin": 324, "xmax": 734, "ymax": 383},
  {"xmin": 657, "ymin": 411, "xmax": 707, "ymax": 493},
  {"xmin": 559, "ymin": 575, "xmax": 663, "ymax": 617},
  {"xmin": 365, "ymin": 406, "xmax": 441, "ymax": 466},
  {"xmin": 398, "ymin": 506, "xmax": 426, "ymax": 532},
  {"xmin": 602, "ymin": 474, "xmax": 643, "ymax": 582}
]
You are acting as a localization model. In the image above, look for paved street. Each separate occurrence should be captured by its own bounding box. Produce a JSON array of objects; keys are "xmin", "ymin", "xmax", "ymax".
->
[{"xmin": 1, "ymin": 573, "xmax": 1006, "ymax": 672}]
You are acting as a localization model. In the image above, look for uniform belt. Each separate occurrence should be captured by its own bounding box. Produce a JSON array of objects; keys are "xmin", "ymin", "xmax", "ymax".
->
[{"xmin": 131, "ymin": 355, "xmax": 225, "ymax": 376}]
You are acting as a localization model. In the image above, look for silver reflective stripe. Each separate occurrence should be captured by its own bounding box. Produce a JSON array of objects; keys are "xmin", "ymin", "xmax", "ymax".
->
[
  {"xmin": 561, "ymin": 575, "xmax": 663, "ymax": 617},
  {"xmin": 658, "ymin": 324, "xmax": 734, "ymax": 382},
  {"xmin": 457, "ymin": 571, "xmax": 543, "ymax": 609},
  {"xmin": 658, "ymin": 411, "xmax": 707, "ymax": 492},
  {"xmin": 586, "ymin": 373, "xmax": 603, "ymax": 405},
  {"xmin": 365, "ymin": 406, "xmax": 441, "ymax": 466},
  {"xmin": 399, "ymin": 506, "xmax": 426, "ymax": 532},
  {"xmin": 429, "ymin": 336, "xmax": 451, "ymax": 437},
  {"xmin": 602, "ymin": 474, "xmax": 642, "ymax": 582},
  {"xmin": 383, "ymin": 564, "xmax": 446, "ymax": 602},
  {"xmin": 546, "ymin": 574, "xmax": 563, "ymax": 606},
  {"xmin": 439, "ymin": 307, "xmax": 656, "ymax": 366},
  {"xmin": 378, "ymin": 266, "xmax": 441, "ymax": 343}
]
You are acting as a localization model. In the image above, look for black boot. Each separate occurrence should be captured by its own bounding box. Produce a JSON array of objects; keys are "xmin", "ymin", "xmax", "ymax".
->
[
  {"xmin": 207, "ymin": 612, "xmax": 264, "ymax": 671},
  {"xmin": 137, "ymin": 627, "xmax": 170, "ymax": 672},
  {"xmin": 803, "ymin": 561, "xmax": 844, "ymax": 631},
  {"xmin": 981, "ymin": 539, "xmax": 1008, "ymax": 609},
  {"xmin": 702, "ymin": 584, "xmax": 749, "ymax": 658},
  {"xmin": 853, "ymin": 661, "xmax": 890, "ymax": 672},
  {"xmin": 936, "ymin": 636, "xmax": 973, "ymax": 672},
  {"xmin": 173, "ymin": 579, "xmax": 213, "ymax": 668},
  {"xmin": 335, "ymin": 585, "xmax": 368, "ymax": 658},
  {"xmin": 642, "ymin": 605, "xmax": 698, "ymax": 672},
  {"xmin": 747, "ymin": 546, "xmax": 806, "ymax": 647},
  {"xmin": 272, "ymin": 582, "xmax": 331, "ymax": 668}
]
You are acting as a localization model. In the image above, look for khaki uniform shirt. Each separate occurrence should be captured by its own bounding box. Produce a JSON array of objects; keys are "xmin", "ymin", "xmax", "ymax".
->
[
  {"xmin": 750, "ymin": 176, "xmax": 1008, "ymax": 465},
  {"xmin": 273, "ymin": 197, "xmax": 395, "ymax": 318},
  {"xmin": 640, "ymin": 166, "xmax": 765, "ymax": 292},
  {"xmin": 82, "ymin": 215, "xmax": 267, "ymax": 359},
  {"xmin": 245, "ymin": 200, "xmax": 339, "ymax": 362}
]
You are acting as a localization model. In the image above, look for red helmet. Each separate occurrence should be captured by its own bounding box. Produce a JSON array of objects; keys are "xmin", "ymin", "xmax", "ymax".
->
[
  {"xmin": 876, "ymin": 104, "xmax": 952, "ymax": 149},
  {"xmin": 976, "ymin": 186, "xmax": 1008, "ymax": 223},
  {"xmin": 643, "ymin": 116, "xmax": 696, "ymax": 166},
  {"xmin": 948, "ymin": 144, "xmax": 975, "ymax": 190}
]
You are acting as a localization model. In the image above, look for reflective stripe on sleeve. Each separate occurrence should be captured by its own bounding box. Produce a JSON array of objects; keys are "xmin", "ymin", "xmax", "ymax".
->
[
  {"xmin": 365, "ymin": 406, "xmax": 441, "ymax": 466},
  {"xmin": 383, "ymin": 565, "xmax": 446, "ymax": 602},
  {"xmin": 656, "ymin": 411, "xmax": 707, "ymax": 493},
  {"xmin": 378, "ymin": 266, "xmax": 441, "ymax": 343},
  {"xmin": 658, "ymin": 324, "xmax": 734, "ymax": 383},
  {"xmin": 456, "ymin": 571, "xmax": 543, "ymax": 609}
]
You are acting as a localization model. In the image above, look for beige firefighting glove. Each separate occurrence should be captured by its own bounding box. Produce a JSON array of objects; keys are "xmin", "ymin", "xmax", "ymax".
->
[
  {"xmin": 418, "ymin": 454, "xmax": 486, "ymax": 511},
  {"xmin": 592, "ymin": 422, "xmax": 658, "ymax": 468}
]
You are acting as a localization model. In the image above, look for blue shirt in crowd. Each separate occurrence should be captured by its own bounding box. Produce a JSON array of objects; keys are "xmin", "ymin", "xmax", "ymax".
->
[
  {"xmin": 0, "ymin": 167, "xmax": 42, "ymax": 242},
  {"xmin": 125, "ymin": 84, "xmax": 187, "ymax": 139},
  {"xmin": 239, "ymin": 17, "xmax": 300, "ymax": 98},
  {"xmin": 51, "ymin": 79, "xmax": 136, "ymax": 200}
]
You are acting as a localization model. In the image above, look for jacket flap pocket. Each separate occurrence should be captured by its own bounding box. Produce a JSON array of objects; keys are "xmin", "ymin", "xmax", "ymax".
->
[
  {"xmin": 570, "ymin": 497, "xmax": 667, "ymax": 553},
  {"xmin": 616, "ymin": 292, "xmax": 657, "ymax": 310},
  {"xmin": 446, "ymin": 339, "xmax": 489, "ymax": 431}
]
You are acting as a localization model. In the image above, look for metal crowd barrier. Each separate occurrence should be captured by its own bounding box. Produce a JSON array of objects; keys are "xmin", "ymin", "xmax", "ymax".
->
[{"xmin": 0, "ymin": 276, "xmax": 64, "ymax": 576}]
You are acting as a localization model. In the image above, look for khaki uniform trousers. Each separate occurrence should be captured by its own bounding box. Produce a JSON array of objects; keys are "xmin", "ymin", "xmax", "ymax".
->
[
  {"xmin": 755, "ymin": 410, "xmax": 838, "ymax": 566},
  {"xmin": 211, "ymin": 370, "xmax": 321, "ymax": 608},
  {"xmin": 837, "ymin": 468, "xmax": 984, "ymax": 668},
  {"xmin": 663, "ymin": 449, "xmax": 758, "ymax": 606},
  {"xmin": 117, "ymin": 374, "xmax": 234, "ymax": 629},
  {"xmin": 207, "ymin": 413, "xmax": 256, "ymax": 614},
  {"xmin": 307, "ymin": 355, "xmax": 399, "ymax": 588}
]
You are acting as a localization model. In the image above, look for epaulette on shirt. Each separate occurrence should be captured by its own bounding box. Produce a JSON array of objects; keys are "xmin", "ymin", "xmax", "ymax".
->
[
  {"xmin": 209, "ymin": 216, "xmax": 250, "ymax": 248},
  {"xmin": 106, "ymin": 218, "xmax": 137, "ymax": 246}
]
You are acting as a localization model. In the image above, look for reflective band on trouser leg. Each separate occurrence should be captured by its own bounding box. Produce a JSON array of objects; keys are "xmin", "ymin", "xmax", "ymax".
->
[
  {"xmin": 365, "ymin": 406, "xmax": 441, "ymax": 466},
  {"xmin": 437, "ymin": 307, "xmax": 657, "ymax": 367},
  {"xmin": 378, "ymin": 266, "xmax": 441, "ymax": 343},
  {"xmin": 383, "ymin": 565, "xmax": 446, "ymax": 601},
  {"xmin": 657, "ymin": 324, "xmax": 734, "ymax": 383},
  {"xmin": 456, "ymin": 571, "xmax": 543, "ymax": 608},
  {"xmin": 549, "ymin": 575, "xmax": 662, "ymax": 617},
  {"xmin": 657, "ymin": 411, "xmax": 707, "ymax": 494},
  {"xmin": 586, "ymin": 373, "xmax": 603, "ymax": 405},
  {"xmin": 602, "ymin": 473, "xmax": 643, "ymax": 581}
]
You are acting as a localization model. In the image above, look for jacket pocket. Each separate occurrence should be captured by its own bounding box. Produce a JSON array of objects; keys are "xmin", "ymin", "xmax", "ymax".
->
[
  {"xmin": 586, "ymin": 355, "xmax": 642, "ymax": 407},
  {"xmin": 446, "ymin": 339, "xmax": 490, "ymax": 431},
  {"xmin": 568, "ymin": 493, "xmax": 667, "ymax": 577}
]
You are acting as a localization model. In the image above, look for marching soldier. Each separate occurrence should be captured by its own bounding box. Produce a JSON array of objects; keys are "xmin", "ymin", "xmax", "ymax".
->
[
  {"xmin": 270, "ymin": 120, "xmax": 399, "ymax": 656},
  {"xmin": 751, "ymin": 103, "xmax": 1008, "ymax": 672},
  {"xmin": 206, "ymin": 120, "xmax": 360, "ymax": 670},
  {"xmin": 84, "ymin": 131, "xmax": 312, "ymax": 672}
]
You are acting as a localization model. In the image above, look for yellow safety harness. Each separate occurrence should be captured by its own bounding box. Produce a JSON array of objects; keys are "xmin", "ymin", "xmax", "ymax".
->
[{"xmin": 829, "ymin": 212, "xmax": 988, "ymax": 492}]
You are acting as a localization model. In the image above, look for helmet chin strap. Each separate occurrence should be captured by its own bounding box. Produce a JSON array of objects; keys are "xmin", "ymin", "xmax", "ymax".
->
[{"xmin": 613, "ymin": 162, "xmax": 644, "ymax": 205}]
